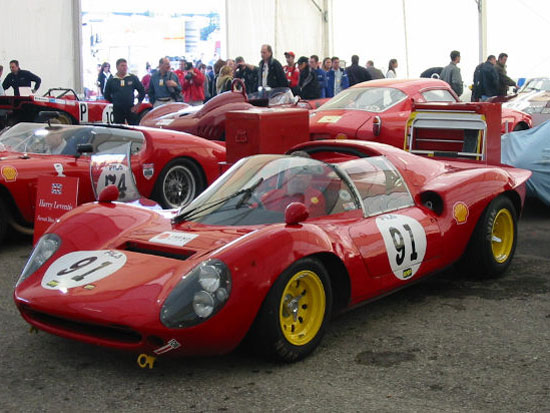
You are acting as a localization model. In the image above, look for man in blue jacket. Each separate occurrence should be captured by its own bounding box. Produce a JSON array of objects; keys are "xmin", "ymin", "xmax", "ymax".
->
[
  {"xmin": 309, "ymin": 55, "xmax": 327, "ymax": 98},
  {"xmin": 326, "ymin": 57, "xmax": 349, "ymax": 98},
  {"xmin": 104, "ymin": 58, "xmax": 145, "ymax": 125}
]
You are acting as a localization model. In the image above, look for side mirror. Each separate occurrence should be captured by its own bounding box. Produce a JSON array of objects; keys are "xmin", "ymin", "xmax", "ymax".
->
[
  {"xmin": 76, "ymin": 143, "xmax": 93, "ymax": 154},
  {"xmin": 285, "ymin": 202, "xmax": 309, "ymax": 225},
  {"xmin": 98, "ymin": 185, "xmax": 119, "ymax": 203}
]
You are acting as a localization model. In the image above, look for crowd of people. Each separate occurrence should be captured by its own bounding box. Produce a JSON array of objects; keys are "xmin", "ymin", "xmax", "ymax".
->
[
  {"xmin": 93, "ymin": 44, "xmax": 401, "ymax": 124},
  {"xmin": 434, "ymin": 50, "xmax": 517, "ymax": 101},
  {"xmin": 0, "ymin": 46, "xmax": 518, "ymax": 127}
]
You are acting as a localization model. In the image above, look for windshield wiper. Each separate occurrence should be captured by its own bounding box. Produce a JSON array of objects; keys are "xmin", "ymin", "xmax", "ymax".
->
[{"xmin": 172, "ymin": 177, "xmax": 264, "ymax": 225}]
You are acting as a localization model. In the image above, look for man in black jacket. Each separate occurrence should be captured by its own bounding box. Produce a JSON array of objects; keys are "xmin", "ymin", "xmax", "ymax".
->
[
  {"xmin": 104, "ymin": 58, "xmax": 146, "ymax": 125},
  {"xmin": 478, "ymin": 55, "xmax": 499, "ymax": 101},
  {"xmin": 234, "ymin": 56, "xmax": 258, "ymax": 94},
  {"xmin": 292, "ymin": 56, "xmax": 320, "ymax": 100},
  {"xmin": 2, "ymin": 60, "xmax": 41, "ymax": 96},
  {"xmin": 257, "ymin": 44, "xmax": 288, "ymax": 90},
  {"xmin": 346, "ymin": 55, "xmax": 371, "ymax": 86}
]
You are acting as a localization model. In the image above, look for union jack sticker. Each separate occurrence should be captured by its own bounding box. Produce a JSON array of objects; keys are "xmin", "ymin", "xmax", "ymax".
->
[
  {"xmin": 153, "ymin": 339, "xmax": 181, "ymax": 355},
  {"xmin": 51, "ymin": 183, "xmax": 63, "ymax": 195}
]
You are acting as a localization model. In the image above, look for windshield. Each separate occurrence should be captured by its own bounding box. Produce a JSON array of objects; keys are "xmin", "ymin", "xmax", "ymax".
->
[
  {"xmin": 318, "ymin": 87, "xmax": 407, "ymax": 112},
  {"xmin": 248, "ymin": 87, "xmax": 295, "ymax": 106},
  {"xmin": 519, "ymin": 78, "xmax": 550, "ymax": 93},
  {"xmin": 177, "ymin": 154, "xmax": 360, "ymax": 226},
  {"xmin": 0, "ymin": 123, "xmax": 94, "ymax": 155}
]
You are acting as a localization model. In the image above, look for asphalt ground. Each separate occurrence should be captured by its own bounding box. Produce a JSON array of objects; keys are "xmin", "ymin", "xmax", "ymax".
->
[{"xmin": 1, "ymin": 197, "xmax": 549, "ymax": 412}]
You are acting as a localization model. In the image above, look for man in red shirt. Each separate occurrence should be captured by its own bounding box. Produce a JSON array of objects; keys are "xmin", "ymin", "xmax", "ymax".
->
[{"xmin": 283, "ymin": 51, "xmax": 299, "ymax": 88}]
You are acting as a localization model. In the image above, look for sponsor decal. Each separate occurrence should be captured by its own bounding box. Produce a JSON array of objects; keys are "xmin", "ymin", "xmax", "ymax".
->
[
  {"xmin": 149, "ymin": 231, "xmax": 198, "ymax": 247},
  {"xmin": 318, "ymin": 115, "xmax": 342, "ymax": 123},
  {"xmin": 51, "ymin": 182, "xmax": 63, "ymax": 195},
  {"xmin": 142, "ymin": 163, "xmax": 154, "ymax": 180},
  {"xmin": 153, "ymin": 339, "xmax": 182, "ymax": 355},
  {"xmin": 376, "ymin": 214, "xmax": 427, "ymax": 280},
  {"xmin": 339, "ymin": 189, "xmax": 352, "ymax": 201},
  {"xmin": 310, "ymin": 196, "xmax": 319, "ymax": 204},
  {"xmin": 34, "ymin": 96, "xmax": 49, "ymax": 103},
  {"xmin": 1, "ymin": 165, "xmax": 17, "ymax": 182},
  {"xmin": 453, "ymin": 202, "xmax": 469, "ymax": 224},
  {"xmin": 41, "ymin": 250, "xmax": 127, "ymax": 291}
]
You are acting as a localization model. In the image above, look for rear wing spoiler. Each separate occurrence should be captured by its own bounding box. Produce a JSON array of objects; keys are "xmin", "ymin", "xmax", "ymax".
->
[{"xmin": 405, "ymin": 102, "xmax": 502, "ymax": 165}]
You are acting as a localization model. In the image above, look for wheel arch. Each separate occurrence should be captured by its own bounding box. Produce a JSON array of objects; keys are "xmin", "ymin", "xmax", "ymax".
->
[
  {"xmin": 501, "ymin": 189, "xmax": 523, "ymax": 217},
  {"xmin": 308, "ymin": 251, "xmax": 351, "ymax": 314}
]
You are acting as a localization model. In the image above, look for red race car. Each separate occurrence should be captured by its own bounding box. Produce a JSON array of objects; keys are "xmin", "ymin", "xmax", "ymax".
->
[
  {"xmin": 0, "ymin": 122, "xmax": 225, "ymax": 243},
  {"xmin": 140, "ymin": 83, "xmax": 326, "ymax": 140},
  {"xmin": 309, "ymin": 78, "xmax": 532, "ymax": 147},
  {"xmin": 0, "ymin": 88, "xmax": 152, "ymax": 127},
  {"xmin": 14, "ymin": 139, "xmax": 530, "ymax": 365}
]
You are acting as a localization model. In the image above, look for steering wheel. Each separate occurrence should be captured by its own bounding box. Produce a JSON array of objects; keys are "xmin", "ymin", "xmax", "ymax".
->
[{"xmin": 231, "ymin": 78, "xmax": 248, "ymax": 100}]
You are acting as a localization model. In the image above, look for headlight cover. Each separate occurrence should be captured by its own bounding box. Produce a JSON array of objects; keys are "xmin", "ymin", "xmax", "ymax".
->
[
  {"xmin": 17, "ymin": 233, "xmax": 61, "ymax": 286},
  {"xmin": 160, "ymin": 259, "xmax": 231, "ymax": 328}
]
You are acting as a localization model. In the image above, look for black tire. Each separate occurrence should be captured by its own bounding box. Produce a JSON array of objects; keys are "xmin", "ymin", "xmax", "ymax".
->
[
  {"xmin": 458, "ymin": 196, "xmax": 517, "ymax": 278},
  {"xmin": 0, "ymin": 198, "xmax": 7, "ymax": 244},
  {"xmin": 152, "ymin": 158, "xmax": 205, "ymax": 209},
  {"xmin": 513, "ymin": 122, "xmax": 529, "ymax": 132},
  {"xmin": 249, "ymin": 257, "xmax": 333, "ymax": 362}
]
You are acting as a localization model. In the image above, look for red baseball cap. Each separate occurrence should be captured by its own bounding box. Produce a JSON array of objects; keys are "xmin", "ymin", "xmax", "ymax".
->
[{"xmin": 284, "ymin": 51, "xmax": 295, "ymax": 58}]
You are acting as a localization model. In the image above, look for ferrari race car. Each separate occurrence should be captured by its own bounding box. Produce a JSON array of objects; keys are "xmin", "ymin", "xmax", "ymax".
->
[
  {"xmin": 309, "ymin": 78, "xmax": 532, "ymax": 148},
  {"xmin": 0, "ymin": 88, "xmax": 152, "ymax": 128},
  {"xmin": 14, "ymin": 139, "xmax": 530, "ymax": 365},
  {"xmin": 140, "ymin": 82, "xmax": 327, "ymax": 140},
  {"xmin": 0, "ymin": 122, "xmax": 225, "ymax": 243}
]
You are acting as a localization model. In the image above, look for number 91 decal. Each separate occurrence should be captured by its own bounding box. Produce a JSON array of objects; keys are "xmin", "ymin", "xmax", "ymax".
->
[
  {"xmin": 41, "ymin": 250, "xmax": 127, "ymax": 290},
  {"xmin": 376, "ymin": 214, "xmax": 427, "ymax": 280}
]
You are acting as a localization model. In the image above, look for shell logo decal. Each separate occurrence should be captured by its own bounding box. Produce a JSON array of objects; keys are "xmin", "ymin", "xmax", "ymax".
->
[
  {"xmin": 1, "ymin": 166, "xmax": 18, "ymax": 182},
  {"xmin": 453, "ymin": 202, "xmax": 469, "ymax": 224}
]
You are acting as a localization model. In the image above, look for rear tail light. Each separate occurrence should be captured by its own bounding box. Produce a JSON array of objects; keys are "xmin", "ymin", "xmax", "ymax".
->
[{"xmin": 373, "ymin": 116, "xmax": 382, "ymax": 136}]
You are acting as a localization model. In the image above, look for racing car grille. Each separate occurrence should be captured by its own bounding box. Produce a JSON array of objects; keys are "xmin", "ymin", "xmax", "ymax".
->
[{"xmin": 22, "ymin": 307, "xmax": 142, "ymax": 344}]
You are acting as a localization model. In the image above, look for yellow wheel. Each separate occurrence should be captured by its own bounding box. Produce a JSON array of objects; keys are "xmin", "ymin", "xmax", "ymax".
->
[
  {"xmin": 491, "ymin": 208, "xmax": 514, "ymax": 263},
  {"xmin": 458, "ymin": 196, "xmax": 517, "ymax": 278},
  {"xmin": 279, "ymin": 270, "xmax": 326, "ymax": 346},
  {"xmin": 250, "ymin": 258, "xmax": 332, "ymax": 362}
]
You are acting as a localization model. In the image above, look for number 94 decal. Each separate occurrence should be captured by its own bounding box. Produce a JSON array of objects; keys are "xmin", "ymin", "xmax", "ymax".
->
[
  {"xmin": 41, "ymin": 250, "xmax": 127, "ymax": 290},
  {"xmin": 376, "ymin": 214, "xmax": 427, "ymax": 280}
]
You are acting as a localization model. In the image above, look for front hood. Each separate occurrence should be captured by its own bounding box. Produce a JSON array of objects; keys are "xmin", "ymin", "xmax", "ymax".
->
[
  {"xmin": 504, "ymin": 91, "xmax": 550, "ymax": 112},
  {"xmin": 309, "ymin": 109, "xmax": 371, "ymax": 137},
  {"xmin": 15, "ymin": 211, "xmax": 255, "ymax": 324}
]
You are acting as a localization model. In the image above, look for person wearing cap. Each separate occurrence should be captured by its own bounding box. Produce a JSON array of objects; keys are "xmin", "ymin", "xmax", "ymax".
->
[
  {"xmin": 257, "ymin": 44, "xmax": 288, "ymax": 90},
  {"xmin": 292, "ymin": 56, "xmax": 320, "ymax": 100},
  {"xmin": 283, "ymin": 51, "xmax": 300, "ymax": 88}
]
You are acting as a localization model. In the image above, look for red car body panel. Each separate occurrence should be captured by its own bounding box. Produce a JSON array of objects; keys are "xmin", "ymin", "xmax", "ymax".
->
[
  {"xmin": 0, "ymin": 124, "xmax": 225, "ymax": 226},
  {"xmin": 0, "ymin": 90, "xmax": 152, "ymax": 125},
  {"xmin": 140, "ymin": 88, "xmax": 326, "ymax": 140},
  {"xmin": 14, "ymin": 139, "xmax": 530, "ymax": 357},
  {"xmin": 309, "ymin": 79, "xmax": 532, "ymax": 148}
]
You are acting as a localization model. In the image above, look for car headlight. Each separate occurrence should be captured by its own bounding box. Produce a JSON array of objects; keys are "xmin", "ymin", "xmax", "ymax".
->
[
  {"xmin": 17, "ymin": 234, "xmax": 61, "ymax": 286},
  {"xmin": 160, "ymin": 259, "xmax": 232, "ymax": 328}
]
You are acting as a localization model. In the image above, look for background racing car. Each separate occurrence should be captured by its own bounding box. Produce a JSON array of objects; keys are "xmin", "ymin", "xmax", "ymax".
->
[
  {"xmin": 309, "ymin": 78, "xmax": 532, "ymax": 148},
  {"xmin": 0, "ymin": 88, "xmax": 152, "ymax": 128},
  {"xmin": 14, "ymin": 139, "xmax": 530, "ymax": 365},
  {"xmin": 0, "ymin": 122, "xmax": 224, "ymax": 243}
]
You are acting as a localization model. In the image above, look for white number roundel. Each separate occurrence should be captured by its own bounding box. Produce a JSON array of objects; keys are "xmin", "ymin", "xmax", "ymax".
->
[
  {"xmin": 41, "ymin": 250, "xmax": 127, "ymax": 290},
  {"xmin": 102, "ymin": 104, "xmax": 114, "ymax": 124},
  {"xmin": 375, "ymin": 214, "xmax": 427, "ymax": 280}
]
